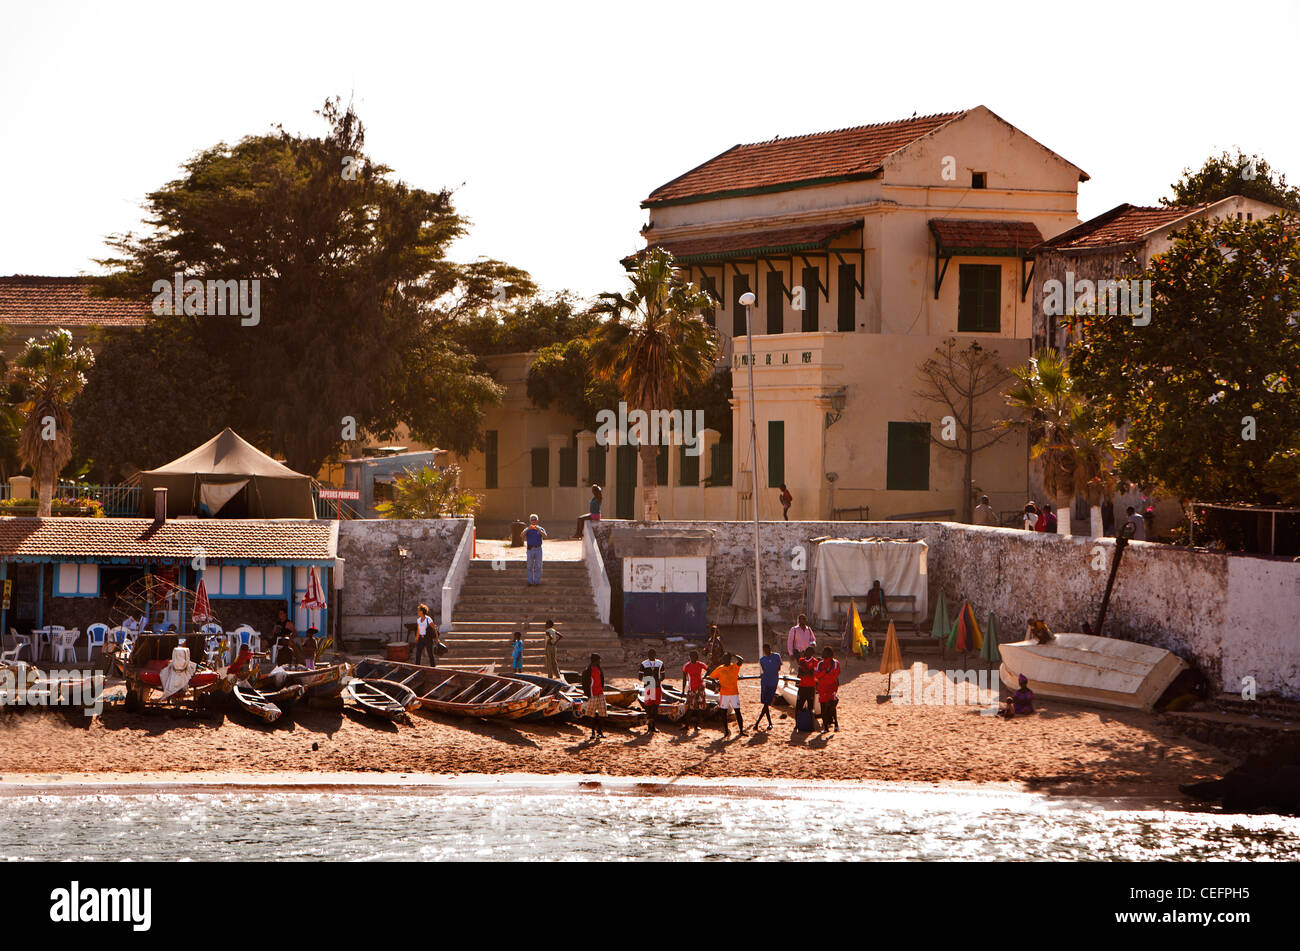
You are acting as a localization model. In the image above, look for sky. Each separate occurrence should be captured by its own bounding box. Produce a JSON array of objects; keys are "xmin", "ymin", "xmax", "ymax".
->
[{"xmin": 3, "ymin": 0, "xmax": 1299, "ymax": 300}]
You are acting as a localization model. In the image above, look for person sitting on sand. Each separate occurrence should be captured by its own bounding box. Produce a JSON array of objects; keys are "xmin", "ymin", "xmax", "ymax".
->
[{"xmin": 998, "ymin": 674, "xmax": 1035, "ymax": 719}]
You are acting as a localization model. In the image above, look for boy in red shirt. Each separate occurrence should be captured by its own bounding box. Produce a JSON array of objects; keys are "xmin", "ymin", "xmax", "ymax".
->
[
  {"xmin": 579, "ymin": 653, "xmax": 606, "ymax": 741},
  {"xmin": 815, "ymin": 647, "xmax": 841, "ymax": 732},
  {"xmin": 795, "ymin": 646, "xmax": 819, "ymax": 728},
  {"xmin": 680, "ymin": 650, "xmax": 708, "ymax": 734}
]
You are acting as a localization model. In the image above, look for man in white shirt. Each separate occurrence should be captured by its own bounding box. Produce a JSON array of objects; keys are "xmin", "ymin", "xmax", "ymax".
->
[{"xmin": 1125, "ymin": 506, "xmax": 1146, "ymax": 540}]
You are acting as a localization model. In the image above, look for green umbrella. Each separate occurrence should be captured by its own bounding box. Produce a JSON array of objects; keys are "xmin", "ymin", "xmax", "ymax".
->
[
  {"xmin": 930, "ymin": 590, "xmax": 950, "ymax": 641},
  {"xmin": 979, "ymin": 614, "xmax": 1001, "ymax": 664}
]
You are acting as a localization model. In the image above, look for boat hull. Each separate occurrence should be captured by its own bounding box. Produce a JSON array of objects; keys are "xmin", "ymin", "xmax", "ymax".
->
[
  {"xmin": 355, "ymin": 659, "xmax": 542, "ymax": 720},
  {"xmin": 998, "ymin": 633, "xmax": 1188, "ymax": 712}
]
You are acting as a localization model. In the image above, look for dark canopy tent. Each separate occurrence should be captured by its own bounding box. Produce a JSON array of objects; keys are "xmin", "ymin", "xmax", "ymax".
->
[{"xmin": 140, "ymin": 428, "xmax": 317, "ymax": 519}]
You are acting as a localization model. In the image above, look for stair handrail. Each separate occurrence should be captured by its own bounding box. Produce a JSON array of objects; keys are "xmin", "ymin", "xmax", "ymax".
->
[
  {"xmin": 582, "ymin": 522, "xmax": 611, "ymax": 626},
  {"xmin": 441, "ymin": 517, "xmax": 475, "ymax": 631}
]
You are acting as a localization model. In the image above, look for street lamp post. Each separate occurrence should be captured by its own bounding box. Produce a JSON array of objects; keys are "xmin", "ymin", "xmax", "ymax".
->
[{"xmin": 738, "ymin": 291, "xmax": 763, "ymax": 661}]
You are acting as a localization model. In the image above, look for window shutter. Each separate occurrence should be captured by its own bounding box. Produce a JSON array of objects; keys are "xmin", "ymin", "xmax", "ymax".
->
[
  {"xmin": 530, "ymin": 448, "xmax": 549, "ymax": 487},
  {"xmin": 837, "ymin": 264, "xmax": 856, "ymax": 331},
  {"xmin": 679, "ymin": 446, "xmax": 700, "ymax": 486},
  {"xmin": 886, "ymin": 422, "xmax": 930, "ymax": 490},
  {"xmin": 485, "ymin": 430, "xmax": 499, "ymax": 489},
  {"xmin": 958, "ymin": 264, "xmax": 1001, "ymax": 333},
  {"xmin": 801, "ymin": 266, "xmax": 820, "ymax": 332},
  {"xmin": 733, "ymin": 274, "xmax": 750, "ymax": 336},
  {"xmin": 768, "ymin": 420, "xmax": 785, "ymax": 488},
  {"xmin": 766, "ymin": 269, "xmax": 784, "ymax": 334}
]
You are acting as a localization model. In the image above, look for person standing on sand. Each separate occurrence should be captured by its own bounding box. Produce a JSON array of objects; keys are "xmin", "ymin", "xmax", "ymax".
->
[
  {"xmin": 413, "ymin": 603, "xmax": 437, "ymax": 666},
  {"xmin": 681, "ymin": 650, "xmax": 708, "ymax": 734},
  {"xmin": 756, "ymin": 643, "xmax": 781, "ymax": 730},
  {"xmin": 524, "ymin": 514, "xmax": 547, "ymax": 585},
  {"xmin": 543, "ymin": 620, "xmax": 563, "ymax": 679},
  {"xmin": 639, "ymin": 648, "xmax": 664, "ymax": 734},
  {"xmin": 709, "ymin": 652, "xmax": 745, "ymax": 737},
  {"xmin": 787, "ymin": 614, "xmax": 816, "ymax": 673},
  {"xmin": 574, "ymin": 484, "xmax": 603, "ymax": 539},
  {"xmin": 511, "ymin": 631, "xmax": 525, "ymax": 673},
  {"xmin": 794, "ymin": 646, "xmax": 818, "ymax": 727},
  {"xmin": 815, "ymin": 647, "xmax": 841, "ymax": 733},
  {"xmin": 580, "ymin": 653, "xmax": 607, "ymax": 740},
  {"xmin": 705, "ymin": 624, "xmax": 725, "ymax": 670}
]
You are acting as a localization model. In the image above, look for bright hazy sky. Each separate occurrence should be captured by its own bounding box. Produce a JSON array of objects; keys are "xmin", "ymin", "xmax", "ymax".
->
[{"xmin": 4, "ymin": 0, "xmax": 1298, "ymax": 300}]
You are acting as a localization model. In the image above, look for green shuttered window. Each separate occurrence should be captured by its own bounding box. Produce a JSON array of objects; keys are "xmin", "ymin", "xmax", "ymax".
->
[
  {"xmin": 733, "ymin": 274, "xmax": 750, "ymax": 336},
  {"xmin": 530, "ymin": 448, "xmax": 549, "ymax": 487},
  {"xmin": 837, "ymin": 264, "xmax": 856, "ymax": 331},
  {"xmin": 768, "ymin": 420, "xmax": 785, "ymax": 488},
  {"xmin": 958, "ymin": 264, "xmax": 1001, "ymax": 333},
  {"xmin": 766, "ymin": 269, "xmax": 784, "ymax": 334},
  {"xmin": 886, "ymin": 422, "xmax": 930, "ymax": 490},
  {"xmin": 484, "ymin": 430, "xmax": 498, "ymax": 490},
  {"xmin": 801, "ymin": 266, "xmax": 820, "ymax": 332}
]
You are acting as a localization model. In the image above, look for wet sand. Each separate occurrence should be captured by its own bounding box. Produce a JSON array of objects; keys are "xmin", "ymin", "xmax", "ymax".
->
[{"xmin": 0, "ymin": 656, "xmax": 1234, "ymax": 802}]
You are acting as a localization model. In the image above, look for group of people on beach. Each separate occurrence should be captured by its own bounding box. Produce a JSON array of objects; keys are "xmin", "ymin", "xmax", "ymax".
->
[{"xmin": 573, "ymin": 616, "xmax": 842, "ymax": 742}]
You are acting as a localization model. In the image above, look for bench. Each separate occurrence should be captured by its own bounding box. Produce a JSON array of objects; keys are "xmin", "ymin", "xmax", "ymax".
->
[{"xmin": 831, "ymin": 593, "xmax": 923, "ymax": 635}]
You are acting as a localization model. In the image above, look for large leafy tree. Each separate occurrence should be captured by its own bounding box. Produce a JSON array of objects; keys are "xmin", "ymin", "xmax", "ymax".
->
[
  {"xmin": 1004, "ymin": 348, "xmax": 1116, "ymax": 537},
  {"xmin": 85, "ymin": 99, "xmax": 532, "ymax": 475},
  {"xmin": 11, "ymin": 330, "xmax": 95, "ymax": 515},
  {"xmin": 1163, "ymin": 150, "xmax": 1300, "ymax": 211},
  {"xmin": 1068, "ymin": 215, "xmax": 1300, "ymax": 505},
  {"xmin": 587, "ymin": 249, "xmax": 718, "ymax": 520},
  {"xmin": 914, "ymin": 338, "xmax": 1014, "ymax": 523}
]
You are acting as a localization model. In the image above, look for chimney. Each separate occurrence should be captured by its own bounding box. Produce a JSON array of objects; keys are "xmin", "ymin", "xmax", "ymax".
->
[{"xmin": 153, "ymin": 487, "xmax": 168, "ymax": 525}]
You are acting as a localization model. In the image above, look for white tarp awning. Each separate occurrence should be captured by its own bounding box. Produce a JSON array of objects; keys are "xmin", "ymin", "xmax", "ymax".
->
[
  {"xmin": 809, "ymin": 538, "xmax": 928, "ymax": 624},
  {"xmin": 199, "ymin": 478, "xmax": 249, "ymax": 515}
]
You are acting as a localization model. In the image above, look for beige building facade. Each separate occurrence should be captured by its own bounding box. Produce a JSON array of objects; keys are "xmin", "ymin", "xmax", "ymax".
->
[{"xmin": 460, "ymin": 106, "xmax": 1092, "ymax": 530}]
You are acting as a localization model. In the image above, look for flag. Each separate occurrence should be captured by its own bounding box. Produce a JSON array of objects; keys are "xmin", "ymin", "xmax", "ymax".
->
[
  {"xmin": 931, "ymin": 590, "xmax": 951, "ymax": 641},
  {"xmin": 979, "ymin": 615, "xmax": 1001, "ymax": 664},
  {"xmin": 300, "ymin": 565, "xmax": 327, "ymax": 610},
  {"xmin": 191, "ymin": 578, "xmax": 214, "ymax": 625},
  {"xmin": 851, "ymin": 602, "xmax": 869, "ymax": 660},
  {"xmin": 879, "ymin": 620, "xmax": 904, "ymax": 679}
]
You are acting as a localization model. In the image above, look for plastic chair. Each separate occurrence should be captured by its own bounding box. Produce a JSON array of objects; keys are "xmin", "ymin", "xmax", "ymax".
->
[
  {"xmin": 85, "ymin": 623, "xmax": 109, "ymax": 662},
  {"xmin": 2, "ymin": 628, "xmax": 27, "ymax": 663},
  {"xmin": 53, "ymin": 629, "xmax": 79, "ymax": 664},
  {"xmin": 231, "ymin": 625, "xmax": 261, "ymax": 654}
]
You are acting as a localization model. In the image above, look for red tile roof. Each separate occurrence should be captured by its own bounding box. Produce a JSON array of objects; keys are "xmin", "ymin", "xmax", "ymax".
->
[
  {"xmin": 929, "ymin": 219, "xmax": 1043, "ymax": 252},
  {"xmin": 1036, "ymin": 204, "xmax": 1208, "ymax": 252},
  {"xmin": 631, "ymin": 220, "xmax": 862, "ymax": 265},
  {"xmin": 0, "ymin": 517, "xmax": 337, "ymax": 562},
  {"xmin": 0, "ymin": 276, "xmax": 151, "ymax": 329},
  {"xmin": 644, "ymin": 112, "xmax": 966, "ymax": 206}
]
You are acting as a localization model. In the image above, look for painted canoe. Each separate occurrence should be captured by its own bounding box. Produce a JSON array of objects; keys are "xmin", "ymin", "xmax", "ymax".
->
[
  {"xmin": 998, "ymin": 633, "xmax": 1189, "ymax": 712},
  {"xmin": 345, "ymin": 678, "xmax": 419, "ymax": 720},
  {"xmin": 259, "ymin": 662, "xmax": 349, "ymax": 698},
  {"xmin": 232, "ymin": 682, "xmax": 304, "ymax": 723},
  {"xmin": 354, "ymin": 659, "xmax": 542, "ymax": 720},
  {"xmin": 558, "ymin": 669, "xmax": 638, "ymax": 707},
  {"xmin": 503, "ymin": 674, "xmax": 574, "ymax": 720}
]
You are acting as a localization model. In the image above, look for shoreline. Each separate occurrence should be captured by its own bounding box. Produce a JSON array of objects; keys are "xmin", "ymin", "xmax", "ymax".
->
[{"xmin": 0, "ymin": 769, "xmax": 1204, "ymax": 812}]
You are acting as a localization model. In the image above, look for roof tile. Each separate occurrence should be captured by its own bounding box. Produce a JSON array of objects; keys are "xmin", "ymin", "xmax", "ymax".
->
[
  {"xmin": 0, "ymin": 276, "xmax": 150, "ymax": 329},
  {"xmin": 1036, "ymin": 204, "xmax": 1208, "ymax": 252},
  {"xmin": 0, "ymin": 517, "xmax": 336, "ymax": 562},
  {"xmin": 930, "ymin": 219, "xmax": 1043, "ymax": 252}
]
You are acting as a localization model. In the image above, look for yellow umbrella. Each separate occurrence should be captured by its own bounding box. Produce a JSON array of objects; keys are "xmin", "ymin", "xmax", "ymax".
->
[
  {"xmin": 879, "ymin": 619, "xmax": 904, "ymax": 691},
  {"xmin": 851, "ymin": 602, "xmax": 869, "ymax": 659}
]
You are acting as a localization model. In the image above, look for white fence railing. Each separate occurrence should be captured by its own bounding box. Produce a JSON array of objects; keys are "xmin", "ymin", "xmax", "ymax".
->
[
  {"xmin": 441, "ymin": 518, "xmax": 475, "ymax": 630},
  {"xmin": 583, "ymin": 522, "xmax": 611, "ymax": 625}
]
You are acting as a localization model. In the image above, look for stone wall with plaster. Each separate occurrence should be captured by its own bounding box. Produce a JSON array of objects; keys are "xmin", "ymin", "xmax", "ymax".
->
[
  {"xmin": 337, "ymin": 519, "xmax": 470, "ymax": 638},
  {"xmin": 592, "ymin": 519, "xmax": 1300, "ymax": 697}
]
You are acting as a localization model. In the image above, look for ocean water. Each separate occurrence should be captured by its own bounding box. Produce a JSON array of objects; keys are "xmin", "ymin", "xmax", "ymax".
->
[{"xmin": 1, "ymin": 780, "xmax": 1298, "ymax": 861}]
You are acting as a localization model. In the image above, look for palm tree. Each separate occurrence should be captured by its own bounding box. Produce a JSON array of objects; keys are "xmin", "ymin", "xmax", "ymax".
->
[
  {"xmin": 588, "ymin": 248, "xmax": 718, "ymax": 521},
  {"xmin": 375, "ymin": 464, "xmax": 480, "ymax": 518},
  {"xmin": 1004, "ymin": 348, "xmax": 1114, "ymax": 537},
  {"xmin": 11, "ymin": 330, "xmax": 95, "ymax": 516}
]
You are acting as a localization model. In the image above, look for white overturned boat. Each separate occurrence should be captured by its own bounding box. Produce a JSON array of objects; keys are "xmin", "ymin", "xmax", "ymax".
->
[{"xmin": 999, "ymin": 633, "xmax": 1187, "ymax": 712}]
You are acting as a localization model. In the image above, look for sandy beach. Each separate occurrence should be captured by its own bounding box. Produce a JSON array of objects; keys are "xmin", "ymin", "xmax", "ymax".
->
[{"xmin": 0, "ymin": 655, "xmax": 1236, "ymax": 803}]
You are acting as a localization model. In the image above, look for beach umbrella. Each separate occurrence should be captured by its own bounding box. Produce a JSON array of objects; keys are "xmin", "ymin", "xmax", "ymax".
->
[
  {"xmin": 930, "ymin": 590, "xmax": 951, "ymax": 641},
  {"xmin": 979, "ymin": 615, "xmax": 1001, "ymax": 664},
  {"xmin": 191, "ymin": 578, "xmax": 215, "ymax": 625},
  {"xmin": 300, "ymin": 565, "xmax": 327, "ymax": 610},
  {"xmin": 850, "ymin": 601, "xmax": 869, "ymax": 660},
  {"xmin": 879, "ymin": 620, "xmax": 904, "ymax": 691},
  {"xmin": 947, "ymin": 600, "xmax": 984, "ymax": 653}
]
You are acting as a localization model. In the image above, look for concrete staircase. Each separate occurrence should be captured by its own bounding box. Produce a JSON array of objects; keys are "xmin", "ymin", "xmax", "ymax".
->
[{"xmin": 445, "ymin": 559, "xmax": 626, "ymax": 672}]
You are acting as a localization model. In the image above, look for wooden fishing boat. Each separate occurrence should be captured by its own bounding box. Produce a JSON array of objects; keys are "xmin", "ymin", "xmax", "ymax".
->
[
  {"xmin": 354, "ymin": 659, "xmax": 542, "ymax": 720},
  {"xmin": 116, "ymin": 633, "xmax": 240, "ymax": 713},
  {"xmin": 559, "ymin": 669, "xmax": 638, "ymax": 707},
  {"xmin": 998, "ymin": 633, "xmax": 1188, "ymax": 712},
  {"xmin": 232, "ymin": 681, "xmax": 304, "ymax": 723},
  {"xmin": 345, "ymin": 678, "xmax": 419, "ymax": 721},
  {"xmin": 258, "ymin": 662, "xmax": 350, "ymax": 698},
  {"xmin": 505, "ymin": 674, "xmax": 576, "ymax": 721}
]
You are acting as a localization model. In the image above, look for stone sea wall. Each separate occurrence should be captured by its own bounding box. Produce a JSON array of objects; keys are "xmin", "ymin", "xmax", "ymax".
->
[{"xmin": 592, "ymin": 519, "xmax": 1300, "ymax": 697}]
